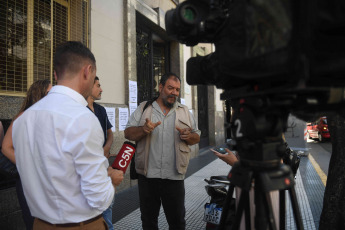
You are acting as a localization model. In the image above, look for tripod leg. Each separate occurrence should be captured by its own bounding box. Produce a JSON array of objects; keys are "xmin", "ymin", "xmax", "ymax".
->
[
  {"xmin": 263, "ymin": 192, "xmax": 277, "ymax": 230},
  {"xmin": 219, "ymin": 183, "xmax": 235, "ymax": 230},
  {"xmin": 288, "ymin": 187, "xmax": 304, "ymax": 230},
  {"xmin": 253, "ymin": 188, "xmax": 277, "ymax": 230},
  {"xmin": 230, "ymin": 188, "xmax": 250, "ymax": 230},
  {"xmin": 244, "ymin": 191, "xmax": 251, "ymax": 230},
  {"xmin": 279, "ymin": 190, "xmax": 286, "ymax": 230}
]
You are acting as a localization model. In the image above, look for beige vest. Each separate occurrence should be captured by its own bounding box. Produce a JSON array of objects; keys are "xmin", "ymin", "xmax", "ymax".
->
[{"xmin": 135, "ymin": 101, "xmax": 192, "ymax": 176}]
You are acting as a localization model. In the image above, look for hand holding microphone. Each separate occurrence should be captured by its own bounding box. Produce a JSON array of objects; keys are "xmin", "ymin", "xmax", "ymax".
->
[
  {"xmin": 112, "ymin": 141, "xmax": 136, "ymax": 173},
  {"xmin": 110, "ymin": 141, "xmax": 137, "ymax": 186},
  {"xmin": 108, "ymin": 167, "xmax": 124, "ymax": 187}
]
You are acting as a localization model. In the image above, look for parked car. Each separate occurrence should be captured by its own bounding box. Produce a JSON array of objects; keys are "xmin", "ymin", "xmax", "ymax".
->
[{"xmin": 306, "ymin": 117, "xmax": 330, "ymax": 142}]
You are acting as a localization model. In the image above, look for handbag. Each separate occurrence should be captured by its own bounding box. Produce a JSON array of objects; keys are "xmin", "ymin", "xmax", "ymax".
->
[
  {"xmin": 0, "ymin": 149, "xmax": 19, "ymax": 178},
  {"xmin": 130, "ymin": 154, "xmax": 138, "ymax": 180}
]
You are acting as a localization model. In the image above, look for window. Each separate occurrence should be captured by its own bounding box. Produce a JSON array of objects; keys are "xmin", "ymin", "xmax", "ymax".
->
[
  {"xmin": 152, "ymin": 43, "xmax": 167, "ymax": 98},
  {"xmin": 136, "ymin": 28, "xmax": 169, "ymax": 103},
  {"xmin": 0, "ymin": 0, "xmax": 89, "ymax": 95}
]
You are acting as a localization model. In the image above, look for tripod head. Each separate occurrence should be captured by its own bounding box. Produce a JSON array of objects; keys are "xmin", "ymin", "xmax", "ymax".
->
[
  {"xmin": 227, "ymin": 96, "xmax": 289, "ymax": 169},
  {"xmin": 221, "ymin": 95, "xmax": 302, "ymax": 230}
]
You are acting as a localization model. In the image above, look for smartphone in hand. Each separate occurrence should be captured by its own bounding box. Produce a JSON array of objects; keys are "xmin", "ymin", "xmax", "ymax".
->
[{"xmin": 213, "ymin": 147, "xmax": 227, "ymax": 154}]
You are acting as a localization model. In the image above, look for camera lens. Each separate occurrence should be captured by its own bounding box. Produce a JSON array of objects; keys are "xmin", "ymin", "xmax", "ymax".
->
[{"xmin": 181, "ymin": 5, "xmax": 197, "ymax": 24}]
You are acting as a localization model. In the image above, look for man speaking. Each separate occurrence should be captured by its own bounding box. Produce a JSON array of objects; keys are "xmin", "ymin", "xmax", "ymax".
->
[
  {"xmin": 125, "ymin": 73, "xmax": 200, "ymax": 230},
  {"xmin": 13, "ymin": 41, "xmax": 123, "ymax": 229}
]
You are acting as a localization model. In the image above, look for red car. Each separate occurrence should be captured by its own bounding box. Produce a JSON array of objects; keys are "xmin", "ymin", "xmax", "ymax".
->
[{"xmin": 306, "ymin": 117, "xmax": 330, "ymax": 142}]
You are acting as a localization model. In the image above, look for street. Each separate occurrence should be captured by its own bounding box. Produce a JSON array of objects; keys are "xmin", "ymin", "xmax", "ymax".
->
[
  {"xmin": 285, "ymin": 120, "xmax": 331, "ymax": 229},
  {"xmin": 284, "ymin": 113, "xmax": 331, "ymax": 178},
  {"xmin": 306, "ymin": 139, "xmax": 332, "ymax": 177}
]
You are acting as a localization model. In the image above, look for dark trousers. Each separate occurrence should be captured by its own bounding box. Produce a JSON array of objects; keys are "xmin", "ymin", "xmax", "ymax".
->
[
  {"xmin": 16, "ymin": 178, "xmax": 34, "ymax": 230},
  {"xmin": 138, "ymin": 175, "xmax": 186, "ymax": 230}
]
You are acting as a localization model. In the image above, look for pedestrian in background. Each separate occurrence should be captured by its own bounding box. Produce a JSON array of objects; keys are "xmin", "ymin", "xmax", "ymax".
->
[
  {"xmin": 87, "ymin": 76, "xmax": 115, "ymax": 230},
  {"xmin": 124, "ymin": 72, "xmax": 201, "ymax": 230},
  {"xmin": 2, "ymin": 79, "xmax": 52, "ymax": 230},
  {"xmin": 12, "ymin": 41, "xmax": 123, "ymax": 230}
]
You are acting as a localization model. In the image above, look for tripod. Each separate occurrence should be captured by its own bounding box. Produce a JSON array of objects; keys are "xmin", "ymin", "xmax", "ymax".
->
[{"xmin": 218, "ymin": 96, "xmax": 304, "ymax": 230}]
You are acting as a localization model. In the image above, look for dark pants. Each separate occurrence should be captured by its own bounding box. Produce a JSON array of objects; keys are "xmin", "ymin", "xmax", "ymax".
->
[
  {"xmin": 138, "ymin": 175, "xmax": 186, "ymax": 230},
  {"xmin": 16, "ymin": 178, "xmax": 34, "ymax": 230}
]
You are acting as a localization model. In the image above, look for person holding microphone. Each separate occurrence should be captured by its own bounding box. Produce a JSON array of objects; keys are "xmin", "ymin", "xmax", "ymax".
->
[{"xmin": 12, "ymin": 41, "xmax": 123, "ymax": 230}]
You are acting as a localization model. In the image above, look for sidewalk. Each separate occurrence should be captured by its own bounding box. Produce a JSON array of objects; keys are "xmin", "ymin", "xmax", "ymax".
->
[{"xmin": 113, "ymin": 149, "xmax": 325, "ymax": 229}]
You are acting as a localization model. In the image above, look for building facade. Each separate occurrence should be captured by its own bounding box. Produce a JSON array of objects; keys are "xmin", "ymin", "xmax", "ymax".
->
[{"xmin": 0, "ymin": 0, "xmax": 226, "ymax": 228}]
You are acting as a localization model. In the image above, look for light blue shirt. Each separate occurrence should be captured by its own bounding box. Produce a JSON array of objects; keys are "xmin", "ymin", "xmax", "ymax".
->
[{"xmin": 127, "ymin": 101, "xmax": 200, "ymax": 180}]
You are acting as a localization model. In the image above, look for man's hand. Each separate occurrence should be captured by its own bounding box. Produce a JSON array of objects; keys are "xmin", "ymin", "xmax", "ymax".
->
[
  {"xmin": 143, "ymin": 118, "xmax": 161, "ymax": 134},
  {"xmin": 125, "ymin": 119, "xmax": 161, "ymax": 142},
  {"xmin": 176, "ymin": 127, "xmax": 192, "ymax": 141},
  {"xmin": 108, "ymin": 167, "xmax": 124, "ymax": 187},
  {"xmin": 176, "ymin": 126, "xmax": 200, "ymax": 145},
  {"xmin": 210, "ymin": 148, "xmax": 239, "ymax": 166}
]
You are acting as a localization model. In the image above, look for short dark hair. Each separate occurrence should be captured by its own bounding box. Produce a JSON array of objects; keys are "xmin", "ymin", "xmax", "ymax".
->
[
  {"xmin": 53, "ymin": 41, "xmax": 96, "ymax": 80},
  {"xmin": 159, "ymin": 72, "xmax": 181, "ymax": 86},
  {"xmin": 94, "ymin": 76, "xmax": 99, "ymax": 83}
]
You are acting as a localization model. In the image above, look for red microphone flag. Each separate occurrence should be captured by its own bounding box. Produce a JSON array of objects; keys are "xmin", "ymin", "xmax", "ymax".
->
[{"xmin": 112, "ymin": 141, "xmax": 136, "ymax": 173}]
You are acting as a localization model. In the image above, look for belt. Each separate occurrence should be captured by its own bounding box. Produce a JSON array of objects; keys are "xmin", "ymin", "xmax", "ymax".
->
[{"xmin": 38, "ymin": 214, "xmax": 103, "ymax": 227}]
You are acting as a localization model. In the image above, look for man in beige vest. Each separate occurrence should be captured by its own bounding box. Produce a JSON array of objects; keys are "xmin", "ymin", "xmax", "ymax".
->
[{"xmin": 125, "ymin": 73, "xmax": 200, "ymax": 230}]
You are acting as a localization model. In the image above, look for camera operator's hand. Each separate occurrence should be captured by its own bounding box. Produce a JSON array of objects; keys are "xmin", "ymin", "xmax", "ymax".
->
[
  {"xmin": 211, "ymin": 148, "xmax": 239, "ymax": 166},
  {"xmin": 108, "ymin": 167, "xmax": 124, "ymax": 187},
  {"xmin": 143, "ymin": 118, "xmax": 161, "ymax": 134}
]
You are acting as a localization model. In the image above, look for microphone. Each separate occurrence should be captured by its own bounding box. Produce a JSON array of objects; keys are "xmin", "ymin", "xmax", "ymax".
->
[{"xmin": 112, "ymin": 141, "xmax": 136, "ymax": 173}]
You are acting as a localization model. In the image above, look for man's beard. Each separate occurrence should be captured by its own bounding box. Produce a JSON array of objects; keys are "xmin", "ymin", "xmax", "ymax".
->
[
  {"xmin": 163, "ymin": 95, "xmax": 177, "ymax": 108},
  {"xmin": 92, "ymin": 94, "xmax": 101, "ymax": 101}
]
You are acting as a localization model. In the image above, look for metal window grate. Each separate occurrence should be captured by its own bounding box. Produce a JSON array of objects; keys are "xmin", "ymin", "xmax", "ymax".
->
[
  {"xmin": 136, "ymin": 28, "xmax": 152, "ymax": 103},
  {"xmin": 52, "ymin": 1, "xmax": 68, "ymax": 85},
  {"xmin": 0, "ymin": 0, "xmax": 89, "ymax": 95},
  {"xmin": 33, "ymin": 0, "xmax": 52, "ymax": 83},
  {"xmin": 70, "ymin": 0, "xmax": 88, "ymax": 45},
  {"xmin": 153, "ymin": 45, "xmax": 166, "ymax": 98},
  {"xmin": 0, "ymin": 0, "xmax": 28, "ymax": 93}
]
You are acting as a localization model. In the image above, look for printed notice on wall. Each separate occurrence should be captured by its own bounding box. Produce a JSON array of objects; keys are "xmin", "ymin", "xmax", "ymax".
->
[
  {"xmin": 129, "ymin": 102, "xmax": 137, "ymax": 116},
  {"xmin": 105, "ymin": 107, "xmax": 116, "ymax": 132},
  {"xmin": 185, "ymin": 84, "xmax": 191, "ymax": 94},
  {"xmin": 180, "ymin": 98, "xmax": 185, "ymax": 105},
  {"xmin": 118, "ymin": 107, "xmax": 129, "ymax": 131},
  {"xmin": 129, "ymin": 80, "xmax": 137, "ymax": 103}
]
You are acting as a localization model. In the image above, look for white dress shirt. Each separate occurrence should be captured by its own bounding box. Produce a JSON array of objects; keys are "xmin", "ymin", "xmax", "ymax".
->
[{"xmin": 13, "ymin": 85, "xmax": 114, "ymax": 224}]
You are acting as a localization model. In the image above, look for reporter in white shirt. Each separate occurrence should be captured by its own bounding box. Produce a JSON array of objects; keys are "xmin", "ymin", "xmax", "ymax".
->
[{"xmin": 12, "ymin": 41, "xmax": 123, "ymax": 229}]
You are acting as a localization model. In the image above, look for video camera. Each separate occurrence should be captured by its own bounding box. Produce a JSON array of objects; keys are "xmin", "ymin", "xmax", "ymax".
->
[
  {"xmin": 166, "ymin": 0, "xmax": 345, "ymax": 120},
  {"xmin": 166, "ymin": 2, "xmax": 345, "ymax": 228}
]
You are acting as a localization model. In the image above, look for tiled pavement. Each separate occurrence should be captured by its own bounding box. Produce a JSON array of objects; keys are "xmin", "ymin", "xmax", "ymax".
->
[
  {"xmin": 114, "ymin": 153, "xmax": 325, "ymax": 230},
  {"xmin": 115, "ymin": 159, "xmax": 229, "ymax": 229}
]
